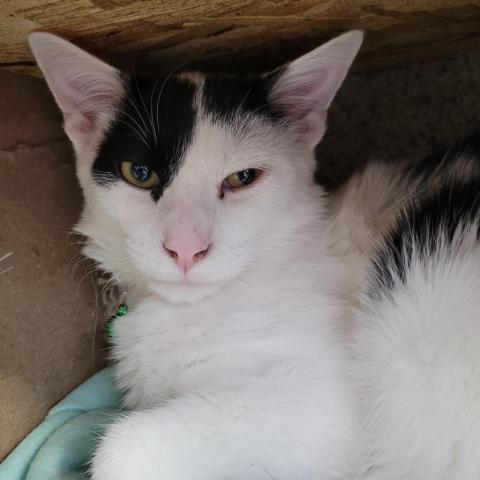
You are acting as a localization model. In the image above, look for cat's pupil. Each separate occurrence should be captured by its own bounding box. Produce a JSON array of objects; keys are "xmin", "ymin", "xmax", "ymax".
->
[
  {"xmin": 131, "ymin": 164, "xmax": 151, "ymax": 183},
  {"xmin": 238, "ymin": 170, "xmax": 255, "ymax": 185}
]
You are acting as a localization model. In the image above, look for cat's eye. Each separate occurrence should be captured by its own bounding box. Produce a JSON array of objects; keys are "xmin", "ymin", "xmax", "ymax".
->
[
  {"xmin": 222, "ymin": 169, "xmax": 263, "ymax": 190},
  {"xmin": 120, "ymin": 161, "xmax": 160, "ymax": 189}
]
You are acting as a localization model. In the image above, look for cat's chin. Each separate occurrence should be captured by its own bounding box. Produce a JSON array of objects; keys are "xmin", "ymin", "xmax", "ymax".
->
[{"xmin": 150, "ymin": 280, "xmax": 222, "ymax": 305}]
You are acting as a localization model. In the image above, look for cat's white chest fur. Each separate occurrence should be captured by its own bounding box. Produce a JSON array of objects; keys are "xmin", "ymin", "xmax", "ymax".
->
[
  {"xmin": 113, "ymin": 260, "xmax": 351, "ymax": 410},
  {"xmin": 105, "ymin": 259, "xmax": 359, "ymax": 480}
]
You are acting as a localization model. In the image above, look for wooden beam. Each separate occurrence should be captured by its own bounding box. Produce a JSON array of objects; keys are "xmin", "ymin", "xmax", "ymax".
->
[{"xmin": 1, "ymin": 1, "xmax": 480, "ymax": 77}]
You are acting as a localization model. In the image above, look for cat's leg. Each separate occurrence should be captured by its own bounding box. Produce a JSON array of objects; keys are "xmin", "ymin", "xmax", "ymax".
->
[{"xmin": 91, "ymin": 381, "xmax": 357, "ymax": 480}]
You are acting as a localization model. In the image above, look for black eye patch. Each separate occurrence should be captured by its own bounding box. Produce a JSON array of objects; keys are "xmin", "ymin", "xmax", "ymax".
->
[{"xmin": 92, "ymin": 74, "xmax": 197, "ymax": 200}]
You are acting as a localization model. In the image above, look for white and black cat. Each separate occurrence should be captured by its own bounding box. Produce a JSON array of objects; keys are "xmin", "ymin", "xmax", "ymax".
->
[{"xmin": 29, "ymin": 30, "xmax": 480, "ymax": 480}]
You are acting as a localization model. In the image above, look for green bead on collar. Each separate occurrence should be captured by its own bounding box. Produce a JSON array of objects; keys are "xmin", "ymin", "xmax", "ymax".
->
[{"xmin": 105, "ymin": 302, "xmax": 128, "ymax": 339}]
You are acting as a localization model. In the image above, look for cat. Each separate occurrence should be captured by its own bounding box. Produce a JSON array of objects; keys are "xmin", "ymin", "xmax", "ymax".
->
[{"xmin": 29, "ymin": 31, "xmax": 364, "ymax": 479}]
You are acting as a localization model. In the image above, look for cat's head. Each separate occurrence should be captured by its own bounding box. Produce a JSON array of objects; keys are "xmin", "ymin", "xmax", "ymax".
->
[{"xmin": 29, "ymin": 31, "xmax": 362, "ymax": 304}]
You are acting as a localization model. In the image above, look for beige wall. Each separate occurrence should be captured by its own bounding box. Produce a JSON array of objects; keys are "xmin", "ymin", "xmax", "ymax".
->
[{"xmin": 0, "ymin": 71, "xmax": 100, "ymax": 460}]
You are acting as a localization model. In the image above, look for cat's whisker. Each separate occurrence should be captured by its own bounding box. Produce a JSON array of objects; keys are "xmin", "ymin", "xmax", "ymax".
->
[
  {"xmin": 117, "ymin": 106, "xmax": 150, "ymax": 142},
  {"xmin": 92, "ymin": 172, "xmax": 118, "ymax": 184},
  {"xmin": 70, "ymin": 254, "xmax": 95, "ymax": 278},
  {"xmin": 98, "ymin": 275, "xmax": 119, "ymax": 300},
  {"xmin": 117, "ymin": 107, "xmax": 149, "ymax": 138},
  {"xmin": 148, "ymin": 77, "xmax": 162, "ymax": 148},
  {"xmin": 248, "ymin": 99, "xmax": 275, "ymax": 116},
  {"xmin": 236, "ymin": 77, "xmax": 253, "ymax": 113},
  {"xmin": 70, "ymin": 260, "xmax": 89, "ymax": 279},
  {"xmin": 76, "ymin": 265, "xmax": 100, "ymax": 292},
  {"xmin": 154, "ymin": 61, "xmax": 193, "ymax": 136},
  {"xmin": 117, "ymin": 118, "xmax": 150, "ymax": 148},
  {"xmin": 125, "ymin": 94, "xmax": 149, "ymax": 135},
  {"xmin": 68, "ymin": 251, "xmax": 89, "ymax": 271},
  {"xmin": 65, "ymin": 240, "xmax": 88, "ymax": 249},
  {"xmin": 132, "ymin": 70, "xmax": 157, "ymax": 147},
  {"xmin": 116, "ymin": 118, "xmax": 145, "ymax": 141}
]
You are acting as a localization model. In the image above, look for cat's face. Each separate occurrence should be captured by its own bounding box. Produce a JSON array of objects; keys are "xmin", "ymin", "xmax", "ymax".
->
[
  {"xmin": 80, "ymin": 75, "xmax": 316, "ymax": 304},
  {"xmin": 29, "ymin": 31, "xmax": 362, "ymax": 303}
]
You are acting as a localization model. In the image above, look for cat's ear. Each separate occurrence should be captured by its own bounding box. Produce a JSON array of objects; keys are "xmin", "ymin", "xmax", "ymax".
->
[
  {"xmin": 28, "ymin": 32, "xmax": 124, "ymax": 150},
  {"xmin": 269, "ymin": 30, "xmax": 363, "ymax": 151}
]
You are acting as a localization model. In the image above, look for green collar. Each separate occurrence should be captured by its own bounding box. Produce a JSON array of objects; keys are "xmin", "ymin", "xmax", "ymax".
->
[{"xmin": 105, "ymin": 291, "xmax": 128, "ymax": 339}]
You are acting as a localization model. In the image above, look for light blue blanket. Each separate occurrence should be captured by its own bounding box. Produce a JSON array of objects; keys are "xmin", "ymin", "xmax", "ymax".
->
[{"xmin": 0, "ymin": 368, "xmax": 123, "ymax": 480}]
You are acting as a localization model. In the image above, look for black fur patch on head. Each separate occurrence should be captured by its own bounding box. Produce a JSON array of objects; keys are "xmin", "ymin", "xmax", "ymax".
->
[
  {"xmin": 370, "ymin": 135, "xmax": 480, "ymax": 299},
  {"xmin": 93, "ymin": 73, "xmax": 196, "ymax": 200},
  {"xmin": 202, "ymin": 74, "xmax": 281, "ymax": 122}
]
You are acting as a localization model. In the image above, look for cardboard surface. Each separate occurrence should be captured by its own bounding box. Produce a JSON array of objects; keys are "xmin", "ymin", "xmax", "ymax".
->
[{"xmin": 0, "ymin": 71, "xmax": 100, "ymax": 460}]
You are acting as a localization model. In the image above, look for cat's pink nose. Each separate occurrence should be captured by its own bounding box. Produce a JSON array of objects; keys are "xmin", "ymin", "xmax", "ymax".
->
[{"xmin": 163, "ymin": 240, "xmax": 211, "ymax": 274}]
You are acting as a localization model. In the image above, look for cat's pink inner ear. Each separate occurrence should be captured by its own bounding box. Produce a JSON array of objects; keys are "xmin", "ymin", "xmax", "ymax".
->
[
  {"xmin": 28, "ymin": 32, "xmax": 124, "ymax": 149},
  {"xmin": 51, "ymin": 85, "xmax": 96, "ymax": 135},
  {"xmin": 270, "ymin": 30, "xmax": 363, "ymax": 151},
  {"xmin": 66, "ymin": 110, "xmax": 95, "ymax": 135}
]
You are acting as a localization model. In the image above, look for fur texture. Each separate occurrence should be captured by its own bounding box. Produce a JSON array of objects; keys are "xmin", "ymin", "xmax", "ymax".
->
[{"xmin": 329, "ymin": 136, "xmax": 480, "ymax": 480}]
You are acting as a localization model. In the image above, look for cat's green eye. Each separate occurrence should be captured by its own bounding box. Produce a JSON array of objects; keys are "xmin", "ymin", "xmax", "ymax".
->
[
  {"xmin": 120, "ymin": 161, "xmax": 160, "ymax": 189},
  {"xmin": 223, "ymin": 169, "xmax": 263, "ymax": 189}
]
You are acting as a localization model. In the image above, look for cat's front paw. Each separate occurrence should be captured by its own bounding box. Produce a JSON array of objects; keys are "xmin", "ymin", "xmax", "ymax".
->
[
  {"xmin": 91, "ymin": 409, "xmax": 210, "ymax": 480},
  {"xmin": 90, "ymin": 415, "xmax": 139, "ymax": 480},
  {"xmin": 91, "ymin": 412, "xmax": 178, "ymax": 480}
]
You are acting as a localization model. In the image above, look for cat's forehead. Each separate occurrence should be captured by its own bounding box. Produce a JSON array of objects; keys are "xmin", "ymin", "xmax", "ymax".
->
[{"xmin": 92, "ymin": 71, "xmax": 279, "ymax": 198}]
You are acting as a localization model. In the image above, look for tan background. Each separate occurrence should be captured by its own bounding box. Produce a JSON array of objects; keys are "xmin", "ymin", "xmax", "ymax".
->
[{"xmin": 0, "ymin": 70, "xmax": 101, "ymax": 460}]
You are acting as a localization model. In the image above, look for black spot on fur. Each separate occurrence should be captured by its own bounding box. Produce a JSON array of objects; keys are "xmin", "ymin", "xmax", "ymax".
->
[
  {"xmin": 93, "ymin": 74, "xmax": 196, "ymax": 199},
  {"xmin": 202, "ymin": 74, "xmax": 281, "ymax": 122},
  {"xmin": 371, "ymin": 135, "xmax": 480, "ymax": 298}
]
